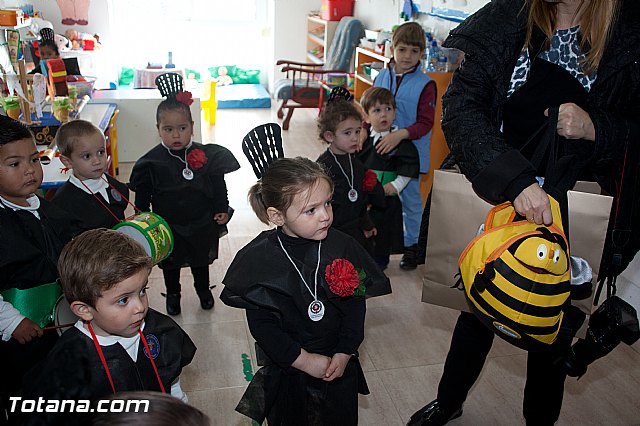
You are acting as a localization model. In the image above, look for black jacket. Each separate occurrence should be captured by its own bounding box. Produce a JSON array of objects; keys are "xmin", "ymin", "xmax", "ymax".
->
[{"xmin": 418, "ymin": 0, "xmax": 640, "ymax": 270}]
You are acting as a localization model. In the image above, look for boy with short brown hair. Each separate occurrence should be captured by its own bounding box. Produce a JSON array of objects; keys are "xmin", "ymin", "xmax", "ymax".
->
[
  {"xmin": 373, "ymin": 21, "xmax": 436, "ymax": 270},
  {"xmin": 22, "ymin": 229, "xmax": 196, "ymax": 410},
  {"xmin": 52, "ymin": 119, "xmax": 130, "ymax": 231},
  {"xmin": 358, "ymin": 87, "xmax": 420, "ymax": 269}
]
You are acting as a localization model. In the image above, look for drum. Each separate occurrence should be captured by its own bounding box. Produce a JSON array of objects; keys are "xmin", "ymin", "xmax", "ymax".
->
[
  {"xmin": 113, "ymin": 212, "xmax": 174, "ymax": 264},
  {"xmin": 53, "ymin": 296, "xmax": 78, "ymax": 336}
]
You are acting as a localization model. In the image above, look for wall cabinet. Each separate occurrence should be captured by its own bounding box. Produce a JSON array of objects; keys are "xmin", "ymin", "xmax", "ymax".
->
[{"xmin": 306, "ymin": 16, "xmax": 338, "ymax": 64}]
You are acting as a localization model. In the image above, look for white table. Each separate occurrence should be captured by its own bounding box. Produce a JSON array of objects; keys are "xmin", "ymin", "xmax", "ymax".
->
[{"xmin": 91, "ymin": 88, "xmax": 202, "ymax": 163}]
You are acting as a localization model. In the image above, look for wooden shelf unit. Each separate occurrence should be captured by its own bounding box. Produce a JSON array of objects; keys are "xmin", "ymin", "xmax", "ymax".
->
[
  {"xmin": 354, "ymin": 47, "xmax": 391, "ymax": 100},
  {"xmin": 306, "ymin": 16, "xmax": 338, "ymax": 64}
]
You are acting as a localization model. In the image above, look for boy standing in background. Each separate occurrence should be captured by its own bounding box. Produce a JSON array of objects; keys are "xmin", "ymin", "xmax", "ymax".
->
[{"xmin": 373, "ymin": 21, "xmax": 436, "ymax": 270}]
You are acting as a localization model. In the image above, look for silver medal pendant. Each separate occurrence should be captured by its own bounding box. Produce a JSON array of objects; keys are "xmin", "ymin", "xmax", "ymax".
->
[
  {"xmin": 110, "ymin": 188, "xmax": 122, "ymax": 202},
  {"xmin": 182, "ymin": 168, "xmax": 194, "ymax": 181},
  {"xmin": 348, "ymin": 188, "xmax": 358, "ymax": 202},
  {"xmin": 308, "ymin": 300, "xmax": 325, "ymax": 321}
]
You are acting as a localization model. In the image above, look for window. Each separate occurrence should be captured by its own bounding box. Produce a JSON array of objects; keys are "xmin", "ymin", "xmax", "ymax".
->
[{"xmin": 108, "ymin": 0, "xmax": 267, "ymax": 79}]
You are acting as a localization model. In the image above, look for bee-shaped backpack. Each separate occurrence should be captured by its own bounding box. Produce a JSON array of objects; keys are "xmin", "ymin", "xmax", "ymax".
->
[{"xmin": 459, "ymin": 195, "xmax": 571, "ymax": 350}]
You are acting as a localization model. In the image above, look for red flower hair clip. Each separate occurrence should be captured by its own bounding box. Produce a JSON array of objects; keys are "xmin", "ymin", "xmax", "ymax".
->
[
  {"xmin": 325, "ymin": 259, "xmax": 360, "ymax": 297},
  {"xmin": 362, "ymin": 169, "xmax": 378, "ymax": 192},
  {"xmin": 175, "ymin": 90, "xmax": 194, "ymax": 106},
  {"xmin": 186, "ymin": 148, "xmax": 208, "ymax": 170}
]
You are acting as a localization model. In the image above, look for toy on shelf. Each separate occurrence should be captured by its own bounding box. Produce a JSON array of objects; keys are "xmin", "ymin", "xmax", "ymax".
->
[
  {"xmin": 52, "ymin": 96, "xmax": 71, "ymax": 122},
  {"xmin": 64, "ymin": 29, "xmax": 100, "ymax": 51},
  {"xmin": 1, "ymin": 96, "xmax": 20, "ymax": 119},
  {"xmin": 215, "ymin": 66, "xmax": 233, "ymax": 86},
  {"xmin": 46, "ymin": 58, "xmax": 69, "ymax": 96}
]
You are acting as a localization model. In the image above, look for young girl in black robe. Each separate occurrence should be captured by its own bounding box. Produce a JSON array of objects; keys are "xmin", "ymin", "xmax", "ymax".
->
[
  {"xmin": 316, "ymin": 91, "xmax": 384, "ymax": 256},
  {"xmin": 221, "ymin": 157, "xmax": 391, "ymax": 425},
  {"xmin": 129, "ymin": 74, "xmax": 240, "ymax": 315}
]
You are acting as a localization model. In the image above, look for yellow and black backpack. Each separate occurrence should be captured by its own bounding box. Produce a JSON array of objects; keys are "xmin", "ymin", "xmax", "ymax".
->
[{"xmin": 459, "ymin": 195, "xmax": 571, "ymax": 350}]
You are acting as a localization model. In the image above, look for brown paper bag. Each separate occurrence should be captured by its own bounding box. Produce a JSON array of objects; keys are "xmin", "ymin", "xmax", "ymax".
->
[{"xmin": 421, "ymin": 169, "xmax": 613, "ymax": 315}]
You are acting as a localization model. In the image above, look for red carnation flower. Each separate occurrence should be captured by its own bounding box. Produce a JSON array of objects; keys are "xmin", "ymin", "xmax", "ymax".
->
[
  {"xmin": 325, "ymin": 259, "xmax": 359, "ymax": 297},
  {"xmin": 186, "ymin": 148, "xmax": 208, "ymax": 170},
  {"xmin": 175, "ymin": 90, "xmax": 194, "ymax": 106},
  {"xmin": 362, "ymin": 169, "xmax": 378, "ymax": 192}
]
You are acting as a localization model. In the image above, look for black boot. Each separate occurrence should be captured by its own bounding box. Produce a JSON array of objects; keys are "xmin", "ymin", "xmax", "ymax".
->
[
  {"xmin": 400, "ymin": 244, "xmax": 418, "ymax": 270},
  {"xmin": 197, "ymin": 289, "xmax": 214, "ymax": 310},
  {"xmin": 406, "ymin": 400, "xmax": 462, "ymax": 426},
  {"xmin": 165, "ymin": 293, "xmax": 181, "ymax": 316}
]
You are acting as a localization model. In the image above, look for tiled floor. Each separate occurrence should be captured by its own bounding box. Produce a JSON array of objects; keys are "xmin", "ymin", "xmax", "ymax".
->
[{"xmin": 119, "ymin": 106, "xmax": 640, "ymax": 425}]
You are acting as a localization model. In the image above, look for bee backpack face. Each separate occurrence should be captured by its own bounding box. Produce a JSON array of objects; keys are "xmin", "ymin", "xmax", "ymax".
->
[{"xmin": 458, "ymin": 195, "xmax": 571, "ymax": 350}]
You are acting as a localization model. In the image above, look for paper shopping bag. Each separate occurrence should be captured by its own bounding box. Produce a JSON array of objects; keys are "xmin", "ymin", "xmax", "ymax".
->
[{"xmin": 421, "ymin": 169, "xmax": 613, "ymax": 315}]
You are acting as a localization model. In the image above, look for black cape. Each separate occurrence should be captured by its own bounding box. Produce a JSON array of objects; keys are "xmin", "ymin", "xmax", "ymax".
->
[
  {"xmin": 20, "ymin": 309, "xmax": 196, "ymax": 423},
  {"xmin": 129, "ymin": 142, "xmax": 240, "ymax": 268},
  {"xmin": 357, "ymin": 136, "xmax": 420, "ymax": 256},
  {"xmin": 220, "ymin": 228, "xmax": 391, "ymax": 424},
  {"xmin": 0, "ymin": 196, "xmax": 78, "ymax": 292},
  {"xmin": 317, "ymin": 150, "xmax": 378, "ymax": 254},
  {"xmin": 52, "ymin": 174, "xmax": 129, "ymax": 232}
]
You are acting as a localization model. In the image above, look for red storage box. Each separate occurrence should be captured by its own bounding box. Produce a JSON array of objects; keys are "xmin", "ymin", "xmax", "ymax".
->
[{"xmin": 321, "ymin": 0, "xmax": 354, "ymax": 21}]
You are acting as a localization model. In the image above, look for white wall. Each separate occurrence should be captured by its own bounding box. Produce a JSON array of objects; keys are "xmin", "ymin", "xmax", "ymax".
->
[{"xmin": 267, "ymin": 0, "xmax": 319, "ymax": 93}]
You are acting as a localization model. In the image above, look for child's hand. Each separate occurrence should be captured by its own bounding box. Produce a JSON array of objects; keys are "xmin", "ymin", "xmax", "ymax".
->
[
  {"xmin": 358, "ymin": 127, "xmax": 369, "ymax": 151},
  {"xmin": 12, "ymin": 318, "xmax": 43, "ymax": 344},
  {"xmin": 214, "ymin": 212, "xmax": 229, "ymax": 225},
  {"xmin": 376, "ymin": 129, "xmax": 409, "ymax": 155},
  {"xmin": 323, "ymin": 353, "xmax": 352, "ymax": 381},
  {"xmin": 292, "ymin": 349, "xmax": 331, "ymax": 379},
  {"xmin": 364, "ymin": 227, "xmax": 377, "ymax": 239},
  {"xmin": 383, "ymin": 183, "xmax": 398, "ymax": 196}
]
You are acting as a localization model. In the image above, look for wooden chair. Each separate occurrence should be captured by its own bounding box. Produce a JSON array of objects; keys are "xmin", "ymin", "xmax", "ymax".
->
[{"xmin": 274, "ymin": 17, "xmax": 364, "ymax": 130}]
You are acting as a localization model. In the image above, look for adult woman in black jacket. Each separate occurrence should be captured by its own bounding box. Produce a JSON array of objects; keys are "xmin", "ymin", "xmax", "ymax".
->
[{"xmin": 411, "ymin": 0, "xmax": 640, "ymax": 425}]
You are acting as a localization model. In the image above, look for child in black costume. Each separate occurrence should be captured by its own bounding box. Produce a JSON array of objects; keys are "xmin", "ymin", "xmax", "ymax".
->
[
  {"xmin": 52, "ymin": 119, "xmax": 129, "ymax": 231},
  {"xmin": 129, "ymin": 74, "xmax": 240, "ymax": 315},
  {"xmin": 21, "ymin": 229, "xmax": 196, "ymax": 425},
  {"xmin": 316, "ymin": 91, "xmax": 382, "ymax": 255},
  {"xmin": 357, "ymin": 87, "xmax": 420, "ymax": 269},
  {"xmin": 221, "ymin": 157, "xmax": 391, "ymax": 425},
  {"xmin": 0, "ymin": 116, "xmax": 79, "ymax": 419}
]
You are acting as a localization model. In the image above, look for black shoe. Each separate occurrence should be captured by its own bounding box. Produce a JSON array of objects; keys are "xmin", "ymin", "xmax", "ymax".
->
[
  {"xmin": 400, "ymin": 244, "xmax": 418, "ymax": 270},
  {"xmin": 407, "ymin": 400, "xmax": 462, "ymax": 426},
  {"xmin": 197, "ymin": 289, "xmax": 215, "ymax": 310},
  {"xmin": 166, "ymin": 293, "xmax": 181, "ymax": 316}
]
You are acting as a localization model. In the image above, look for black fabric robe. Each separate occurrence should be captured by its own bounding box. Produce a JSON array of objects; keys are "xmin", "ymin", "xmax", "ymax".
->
[
  {"xmin": 52, "ymin": 174, "xmax": 129, "ymax": 232},
  {"xmin": 317, "ymin": 150, "xmax": 376, "ymax": 254},
  {"xmin": 19, "ymin": 309, "xmax": 196, "ymax": 425},
  {"xmin": 129, "ymin": 142, "xmax": 240, "ymax": 269},
  {"xmin": 220, "ymin": 228, "xmax": 391, "ymax": 425},
  {"xmin": 357, "ymin": 136, "xmax": 420, "ymax": 256}
]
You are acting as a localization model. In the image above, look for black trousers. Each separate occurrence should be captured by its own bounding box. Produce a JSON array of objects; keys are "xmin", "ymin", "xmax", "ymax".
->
[
  {"xmin": 162, "ymin": 265, "xmax": 210, "ymax": 294},
  {"xmin": 437, "ymin": 311, "xmax": 570, "ymax": 426}
]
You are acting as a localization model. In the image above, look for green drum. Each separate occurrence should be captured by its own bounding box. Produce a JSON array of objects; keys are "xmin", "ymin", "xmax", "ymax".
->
[{"xmin": 113, "ymin": 212, "xmax": 174, "ymax": 264}]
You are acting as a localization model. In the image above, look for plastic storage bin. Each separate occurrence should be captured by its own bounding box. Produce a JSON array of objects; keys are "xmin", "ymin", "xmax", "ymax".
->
[{"xmin": 321, "ymin": 0, "xmax": 354, "ymax": 21}]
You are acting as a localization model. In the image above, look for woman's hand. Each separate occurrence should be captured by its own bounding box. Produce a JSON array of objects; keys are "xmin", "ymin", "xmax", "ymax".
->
[
  {"xmin": 323, "ymin": 353, "xmax": 352, "ymax": 381},
  {"xmin": 545, "ymin": 103, "xmax": 595, "ymax": 141},
  {"xmin": 12, "ymin": 318, "xmax": 43, "ymax": 344},
  {"xmin": 375, "ymin": 128, "xmax": 409, "ymax": 155},
  {"xmin": 513, "ymin": 183, "xmax": 552, "ymax": 225}
]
